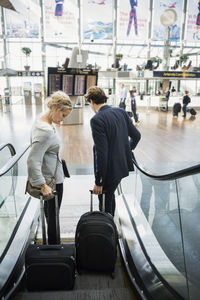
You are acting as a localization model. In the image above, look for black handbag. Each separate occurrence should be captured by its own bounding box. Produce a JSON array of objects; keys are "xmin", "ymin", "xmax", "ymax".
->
[{"xmin": 62, "ymin": 159, "xmax": 70, "ymax": 178}]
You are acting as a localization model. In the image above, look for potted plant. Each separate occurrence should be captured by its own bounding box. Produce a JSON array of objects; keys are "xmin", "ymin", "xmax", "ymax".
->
[
  {"xmin": 21, "ymin": 47, "xmax": 32, "ymax": 70},
  {"xmin": 113, "ymin": 53, "xmax": 123, "ymax": 69},
  {"xmin": 179, "ymin": 54, "xmax": 189, "ymax": 66},
  {"xmin": 150, "ymin": 56, "xmax": 162, "ymax": 64},
  {"xmin": 115, "ymin": 53, "xmax": 123, "ymax": 60}
]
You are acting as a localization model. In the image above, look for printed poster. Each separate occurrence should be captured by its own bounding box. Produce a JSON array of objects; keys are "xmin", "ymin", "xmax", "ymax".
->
[
  {"xmin": 186, "ymin": 1, "xmax": 200, "ymax": 43},
  {"xmin": 152, "ymin": 0, "xmax": 183, "ymax": 42},
  {"xmin": 44, "ymin": 0, "xmax": 78, "ymax": 42},
  {"xmin": 117, "ymin": 0, "xmax": 148, "ymax": 41},
  {"xmin": 5, "ymin": 0, "xmax": 40, "ymax": 39},
  {"xmin": 82, "ymin": 0, "xmax": 113, "ymax": 41}
]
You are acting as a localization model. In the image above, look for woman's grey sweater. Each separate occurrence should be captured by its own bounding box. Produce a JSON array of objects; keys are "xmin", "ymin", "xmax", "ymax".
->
[{"xmin": 27, "ymin": 119, "xmax": 64, "ymax": 187}]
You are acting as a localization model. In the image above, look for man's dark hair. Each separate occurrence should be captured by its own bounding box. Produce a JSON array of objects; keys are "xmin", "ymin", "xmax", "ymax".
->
[
  {"xmin": 129, "ymin": 90, "xmax": 135, "ymax": 95},
  {"xmin": 85, "ymin": 86, "xmax": 108, "ymax": 104}
]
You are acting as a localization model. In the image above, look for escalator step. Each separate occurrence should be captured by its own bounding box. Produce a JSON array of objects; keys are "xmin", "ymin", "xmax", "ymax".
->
[{"xmin": 17, "ymin": 288, "xmax": 134, "ymax": 300}]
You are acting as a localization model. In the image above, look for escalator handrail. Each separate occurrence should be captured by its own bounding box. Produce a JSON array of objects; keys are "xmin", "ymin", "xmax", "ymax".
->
[
  {"xmin": 132, "ymin": 155, "xmax": 200, "ymax": 181},
  {"xmin": 0, "ymin": 143, "xmax": 16, "ymax": 156},
  {"xmin": 0, "ymin": 144, "xmax": 30, "ymax": 177}
]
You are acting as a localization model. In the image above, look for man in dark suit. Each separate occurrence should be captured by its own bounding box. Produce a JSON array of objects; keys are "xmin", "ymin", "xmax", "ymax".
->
[{"xmin": 85, "ymin": 86, "xmax": 141, "ymax": 216}]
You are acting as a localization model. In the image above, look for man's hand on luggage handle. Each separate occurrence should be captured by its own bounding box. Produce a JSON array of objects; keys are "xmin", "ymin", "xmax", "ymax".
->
[{"xmin": 93, "ymin": 184, "xmax": 103, "ymax": 195}]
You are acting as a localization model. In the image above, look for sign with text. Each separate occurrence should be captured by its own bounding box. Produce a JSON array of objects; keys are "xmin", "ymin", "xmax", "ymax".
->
[
  {"xmin": 17, "ymin": 71, "xmax": 44, "ymax": 77},
  {"xmin": 153, "ymin": 71, "xmax": 200, "ymax": 78}
]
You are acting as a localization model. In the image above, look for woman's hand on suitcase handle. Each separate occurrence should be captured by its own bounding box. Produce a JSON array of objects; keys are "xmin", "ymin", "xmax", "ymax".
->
[
  {"xmin": 93, "ymin": 184, "xmax": 103, "ymax": 195},
  {"xmin": 41, "ymin": 183, "xmax": 53, "ymax": 197}
]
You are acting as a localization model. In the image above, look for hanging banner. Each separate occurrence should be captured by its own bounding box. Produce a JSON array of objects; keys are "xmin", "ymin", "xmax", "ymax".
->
[
  {"xmin": 117, "ymin": 0, "xmax": 148, "ymax": 41},
  {"xmin": 82, "ymin": 0, "xmax": 113, "ymax": 41},
  {"xmin": 5, "ymin": 0, "xmax": 40, "ymax": 39},
  {"xmin": 186, "ymin": 1, "xmax": 200, "ymax": 43},
  {"xmin": 152, "ymin": 0, "xmax": 183, "ymax": 42},
  {"xmin": 0, "ymin": 10, "xmax": 2, "ymax": 36},
  {"xmin": 43, "ymin": 0, "xmax": 78, "ymax": 42}
]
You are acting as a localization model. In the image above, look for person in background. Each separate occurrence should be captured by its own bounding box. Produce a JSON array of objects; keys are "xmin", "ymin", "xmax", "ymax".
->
[
  {"xmin": 85, "ymin": 86, "xmax": 141, "ymax": 216},
  {"xmin": 129, "ymin": 89, "xmax": 139, "ymax": 124},
  {"xmin": 182, "ymin": 90, "xmax": 191, "ymax": 118},
  {"xmin": 119, "ymin": 83, "xmax": 127, "ymax": 109},
  {"xmin": 171, "ymin": 86, "xmax": 176, "ymax": 96},
  {"xmin": 165, "ymin": 89, "xmax": 170, "ymax": 100},
  {"xmin": 156, "ymin": 87, "xmax": 162, "ymax": 96},
  {"xmin": 27, "ymin": 91, "xmax": 72, "ymax": 244},
  {"xmin": 164, "ymin": 89, "xmax": 170, "ymax": 111}
]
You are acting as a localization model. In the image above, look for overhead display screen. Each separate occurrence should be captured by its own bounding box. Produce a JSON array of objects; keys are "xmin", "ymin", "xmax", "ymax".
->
[
  {"xmin": 47, "ymin": 68, "xmax": 98, "ymax": 96},
  {"xmin": 74, "ymin": 75, "xmax": 86, "ymax": 96},
  {"xmin": 86, "ymin": 75, "xmax": 97, "ymax": 90},
  {"xmin": 62, "ymin": 75, "xmax": 73, "ymax": 95},
  {"xmin": 49, "ymin": 74, "xmax": 61, "ymax": 94}
]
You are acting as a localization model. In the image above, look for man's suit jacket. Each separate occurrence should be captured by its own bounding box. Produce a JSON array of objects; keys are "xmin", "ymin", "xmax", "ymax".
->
[{"xmin": 90, "ymin": 105, "xmax": 141, "ymax": 186}]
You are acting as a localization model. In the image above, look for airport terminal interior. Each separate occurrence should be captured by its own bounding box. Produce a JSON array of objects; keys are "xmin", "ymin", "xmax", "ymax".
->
[{"xmin": 0, "ymin": 0, "xmax": 200, "ymax": 299}]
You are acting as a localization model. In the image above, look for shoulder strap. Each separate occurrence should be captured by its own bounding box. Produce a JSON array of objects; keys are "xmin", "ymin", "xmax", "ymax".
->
[{"xmin": 53, "ymin": 154, "xmax": 59, "ymax": 177}]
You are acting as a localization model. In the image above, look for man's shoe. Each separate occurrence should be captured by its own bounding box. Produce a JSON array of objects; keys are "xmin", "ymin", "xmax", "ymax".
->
[{"xmin": 182, "ymin": 115, "xmax": 186, "ymax": 117}]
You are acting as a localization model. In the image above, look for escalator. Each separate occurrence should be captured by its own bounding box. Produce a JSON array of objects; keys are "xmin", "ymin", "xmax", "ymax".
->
[
  {"xmin": 0, "ymin": 144, "xmax": 200, "ymax": 299},
  {"xmin": 116, "ymin": 158, "xmax": 200, "ymax": 300}
]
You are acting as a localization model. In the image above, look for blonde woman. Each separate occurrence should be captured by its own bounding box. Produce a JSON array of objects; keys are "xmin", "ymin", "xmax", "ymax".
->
[{"xmin": 27, "ymin": 91, "xmax": 72, "ymax": 244}]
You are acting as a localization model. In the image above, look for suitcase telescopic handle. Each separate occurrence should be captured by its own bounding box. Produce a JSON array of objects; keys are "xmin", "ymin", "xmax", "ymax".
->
[
  {"xmin": 39, "ymin": 191, "xmax": 60, "ymax": 245},
  {"xmin": 89, "ymin": 190, "xmax": 106, "ymax": 212},
  {"xmin": 40, "ymin": 193, "xmax": 47, "ymax": 245}
]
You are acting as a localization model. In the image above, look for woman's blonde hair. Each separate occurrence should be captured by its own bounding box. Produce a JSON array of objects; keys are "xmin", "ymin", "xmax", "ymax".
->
[{"xmin": 47, "ymin": 91, "xmax": 72, "ymax": 111}]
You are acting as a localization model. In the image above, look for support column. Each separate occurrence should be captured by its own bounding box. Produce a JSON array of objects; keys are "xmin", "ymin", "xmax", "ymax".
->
[
  {"xmin": 147, "ymin": 0, "xmax": 153, "ymax": 59},
  {"xmin": 112, "ymin": 0, "xmax": 117, "ymax": 106},
  {"xmin": 163, "ymin": 26, "xmax": 170, "ymax": 71},
  {"xmin": 1, "ymin": 7, "xmax": 10, "ymax": 101},
  {"xmin": 40, "ymin": 0, "xmax": 47, "ymax": 97}
]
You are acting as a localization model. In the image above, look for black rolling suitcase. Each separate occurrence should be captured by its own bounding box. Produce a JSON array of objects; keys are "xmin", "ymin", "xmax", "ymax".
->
[
  {"xmin": 75, "ymin": 191, "xmax": 118, "ymax": 277},
  {"xmin": 189, "ymin": 108, "xmax": 197, "ymax": 116},
  {"xmin": 173, "ymin": 103, "xmax": 181, "ymax": 116},
  {"xmin": 25, "ymin": 192, "xmax": 75, "ymax": 291}
]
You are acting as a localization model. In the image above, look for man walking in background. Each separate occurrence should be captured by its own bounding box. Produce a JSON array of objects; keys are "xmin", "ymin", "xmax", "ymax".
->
[
  {"xmin": 182, "ymin": 90, "xmax": 191, "ymax": 118},
  {"xmin": 119, "ymin": 83, "xmax": 127, "ymax": 109},
  {"xmin": 85, "ymin": 86, "xmax": 141, "ymax": 216}
]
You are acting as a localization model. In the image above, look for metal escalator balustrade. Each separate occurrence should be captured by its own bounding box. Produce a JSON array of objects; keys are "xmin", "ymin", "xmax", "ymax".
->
[
  {"xmin": 0, "ymin": 144, "xmax": 40, "ymax": 300},
  {"xmin": 116, "ymin": 157, "xmax": 200, "ymax": 300}
]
